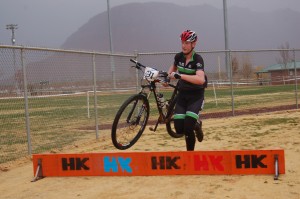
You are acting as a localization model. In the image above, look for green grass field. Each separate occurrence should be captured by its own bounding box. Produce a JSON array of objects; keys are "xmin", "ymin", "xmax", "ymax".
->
[{"xmin": 0, "ymin": 84, "xmax": 298, "ymax": 164}]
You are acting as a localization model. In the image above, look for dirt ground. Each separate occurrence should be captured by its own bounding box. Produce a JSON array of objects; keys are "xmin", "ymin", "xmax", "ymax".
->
[{"xmin": 0, "ymin": 109, "xmax": 299, "ymax": 199}]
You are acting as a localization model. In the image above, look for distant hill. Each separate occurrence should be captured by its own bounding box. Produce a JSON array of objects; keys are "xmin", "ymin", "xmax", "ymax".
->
[
  {"xmin": 61, "ymin": 2, "xmax": 300, "ymax": 52},
  {"xmin": 3, "ymin": 2, "xmax": 300, "ymax": 86}
]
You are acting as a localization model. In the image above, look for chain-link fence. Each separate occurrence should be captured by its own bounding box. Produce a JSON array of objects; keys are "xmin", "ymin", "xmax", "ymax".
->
[{"xmin": 0, "ymin": 45, "xmax": 299, "ymax": 165}]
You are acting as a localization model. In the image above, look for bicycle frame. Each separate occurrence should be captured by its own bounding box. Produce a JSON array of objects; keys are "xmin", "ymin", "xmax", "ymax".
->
[
  {"xmin": 139, "ymin": 78, "xmax": 178, "ymax": 132},
  {"xmin": 111, "ymin": 59, "xmax": 189, "ymax": 150}
]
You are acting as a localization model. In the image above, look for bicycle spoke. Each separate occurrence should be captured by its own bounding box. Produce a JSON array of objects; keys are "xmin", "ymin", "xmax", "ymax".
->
[{"xmin": 116, "ymin": 126, "xmax": 140, "ymax": 147}]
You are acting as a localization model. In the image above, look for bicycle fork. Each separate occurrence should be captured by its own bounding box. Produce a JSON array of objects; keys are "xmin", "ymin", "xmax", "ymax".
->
[{"xmin": 126, "ymin": 99, "xmax": 145, "ymax": 125}]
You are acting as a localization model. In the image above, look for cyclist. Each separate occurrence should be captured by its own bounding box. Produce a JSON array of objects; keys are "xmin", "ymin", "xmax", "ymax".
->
[{"xmin": 167, "ymin": 30, "xmax": 206, "ymax": 151}]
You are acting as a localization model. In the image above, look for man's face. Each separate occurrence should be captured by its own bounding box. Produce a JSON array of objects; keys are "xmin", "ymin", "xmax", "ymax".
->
[{"xmin": 181, "ymin": 41, "xmax": 196, "ymax": 54}]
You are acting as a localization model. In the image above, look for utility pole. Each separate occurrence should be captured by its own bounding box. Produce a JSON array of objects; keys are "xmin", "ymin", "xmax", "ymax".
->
[
  {"xmin": 6, "ymin": 24, "xmax": 18, "ymax": 45},
  {"xmin": 223, "ymin": 0, "xmax": 230, "ymax": 79},
  {"xmin": 6, "ymin": 24, "xmax": 19, "ymax": 94},
  {"xmin": 107, "ymin": 0, "xmax": 116, "ymax": 89}
]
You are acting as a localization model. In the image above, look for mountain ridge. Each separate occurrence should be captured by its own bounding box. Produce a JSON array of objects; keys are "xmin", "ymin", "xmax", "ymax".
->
[{"xmin": 61, "ymin": 2, "xmax": 300, "ymax": 53}]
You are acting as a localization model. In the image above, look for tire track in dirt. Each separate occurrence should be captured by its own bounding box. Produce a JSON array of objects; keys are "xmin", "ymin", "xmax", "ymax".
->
[{"xmin": 79, "ymin": 104, "xmax": 298, "ymax": 130}]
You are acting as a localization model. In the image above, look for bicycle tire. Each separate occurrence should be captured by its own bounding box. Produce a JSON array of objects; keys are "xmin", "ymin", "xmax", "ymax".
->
[
  {"xmin": 194, "ymin": 121, "xmax": 203, "ymax": 142},
  {"xmin": 111, "ymin": 94, "xmax": 150, "ymax": 150},
  {"xmin": 166, "ymin": 97, "xmax": 203, "ymax": 139},
  {"xmin": 166, "ymin": 96, "xmax": 184, "ymax": 138}
]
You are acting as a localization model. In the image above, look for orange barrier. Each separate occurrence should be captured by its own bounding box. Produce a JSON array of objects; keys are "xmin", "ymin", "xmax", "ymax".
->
[{"xmin": 32, "ymin": 149, "xmax": 284, "ymax": 179}]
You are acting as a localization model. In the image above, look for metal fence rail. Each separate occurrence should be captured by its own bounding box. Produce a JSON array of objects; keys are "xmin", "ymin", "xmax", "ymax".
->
[{"xmin": 0, "ymin": 45, "xmax": 299, "ymax": 165}]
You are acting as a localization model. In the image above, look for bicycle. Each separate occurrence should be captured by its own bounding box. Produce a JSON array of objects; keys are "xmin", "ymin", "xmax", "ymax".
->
[{"xmin": 111, "ymin": 59, "xmax": 203, "ymax": 150}]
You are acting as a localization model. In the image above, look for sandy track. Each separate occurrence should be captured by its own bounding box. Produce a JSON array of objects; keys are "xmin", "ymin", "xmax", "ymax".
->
[{"xmin": 0, "ymin": 110, "xmax": 299, "ymax": 199}]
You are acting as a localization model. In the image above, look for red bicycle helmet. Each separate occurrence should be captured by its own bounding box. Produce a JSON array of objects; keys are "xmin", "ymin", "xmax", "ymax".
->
[{"xmin": 180, "ymin": 30, "xmax": 197, "ymax": 42}]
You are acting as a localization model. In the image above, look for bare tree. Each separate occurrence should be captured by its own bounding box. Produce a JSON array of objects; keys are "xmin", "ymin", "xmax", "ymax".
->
[
  {"xmin": 241, "ymin": 55, "xmax": 253, "ymax": 79},
  {"xmin": 254, "ymin": 65, "xmax": 269, "ymax": 79},
  {"xmin": 277, "ymin": 42, "xmax": 291, "ymax": 76},
  {"xmin": 231, "ymin": 54, "xmax": 239, "ymax": 77}
]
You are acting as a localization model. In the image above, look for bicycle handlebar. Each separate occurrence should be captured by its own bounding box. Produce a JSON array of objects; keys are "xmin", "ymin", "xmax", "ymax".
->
[
  {"xmin": 130, "ymin": 59, "xmax": 176, "ymax": 88},
  {"xmin": 130, "ymin": 59, "xmax": 146, "ymax": 69}
]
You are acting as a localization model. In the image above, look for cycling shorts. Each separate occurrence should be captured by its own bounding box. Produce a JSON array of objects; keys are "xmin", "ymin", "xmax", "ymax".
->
[{"xmin": 174, "ymin": 90, "xmax": 204, "ymax": 120}]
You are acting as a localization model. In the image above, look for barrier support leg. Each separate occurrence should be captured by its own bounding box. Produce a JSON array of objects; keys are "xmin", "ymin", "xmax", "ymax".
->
[
  {"xmin": 274, "ymin": 154, "xmax": 279, "ymax": 180},
  {"xmin": 31, "ymin": 159, "xmax": 43, "ymax": 182}
]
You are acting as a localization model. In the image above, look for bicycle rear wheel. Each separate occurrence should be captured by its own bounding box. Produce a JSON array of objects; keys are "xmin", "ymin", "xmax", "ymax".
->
[
  {"xmin": 166, "ymin": 96, "xmax": 184, "ymax": 138},
  {"xmin": 166, "ymin": 96, "xmax": 202, "ymax": 139},
  {"xmin": 111, "ymin": 94, "xmax": 149, "ymax": 150},
  {"xmin": 167, "ymin": 118, "xmax": 203, "ymax": 140}
]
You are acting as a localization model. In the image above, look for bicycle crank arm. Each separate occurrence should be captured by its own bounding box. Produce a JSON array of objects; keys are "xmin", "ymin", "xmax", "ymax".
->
[{"xmin": 149, "ymin": 126, "xmax": 155, "ymax": 131}]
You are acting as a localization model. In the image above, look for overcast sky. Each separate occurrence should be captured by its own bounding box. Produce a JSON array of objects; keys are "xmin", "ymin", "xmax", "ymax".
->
[{"xmin": 1, "ymin": 0, "xmax": 300, "ymax": 48}]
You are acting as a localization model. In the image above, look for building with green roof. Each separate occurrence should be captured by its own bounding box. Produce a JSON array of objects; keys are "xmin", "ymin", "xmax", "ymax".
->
[{"xmin": 256, "ymin": 61, "xmax": 300, "ymax": 85}]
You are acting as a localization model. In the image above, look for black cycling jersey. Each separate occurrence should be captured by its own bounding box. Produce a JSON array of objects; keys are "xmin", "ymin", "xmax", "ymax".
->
[{"xmin": 174, "ymin": 51, "xmax": 205, "ymax": 91}]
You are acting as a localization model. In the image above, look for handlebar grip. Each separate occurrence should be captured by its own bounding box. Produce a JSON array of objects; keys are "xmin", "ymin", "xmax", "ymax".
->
[{"xmin": 130, "ymin": 59, "xmax": 138, "ymax": 64}]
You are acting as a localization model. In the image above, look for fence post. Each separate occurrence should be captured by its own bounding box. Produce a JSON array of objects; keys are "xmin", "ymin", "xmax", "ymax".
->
[
  {"xmin": 229, "ymin": 50, "xmax": 235, "ymax": 116},
  {"xmin": 110, "ymin": 55, "xmax": 116, "ymax": 89},
  {"xmin": 87, "ymin": 91, "xmax": 90, "ymax": 118},
  {"xmin": 213, "ymin": 82, "xmax": 218, "ymax": 106},
  {"xmin": 21, "ymin": 48, "xmax": 32, "ymax": 155},
  {"xmin": 92, "ymin": 53, "xmax": 99, "ymax": 139},
  {"xmin": 293, "ymin": 49, "xmax": 298, "ymax": 109}
]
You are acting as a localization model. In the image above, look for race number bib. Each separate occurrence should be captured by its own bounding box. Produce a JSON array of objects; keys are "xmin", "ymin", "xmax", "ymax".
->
[{"xmin": 144, "ymin": 67, "xmax": 159, "ymax": 81}]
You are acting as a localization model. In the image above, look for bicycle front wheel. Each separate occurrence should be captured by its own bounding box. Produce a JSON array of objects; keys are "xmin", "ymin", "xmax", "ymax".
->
[{"xmin": 111, "ymin": 94, "xmax": 150, "ymax": 150}]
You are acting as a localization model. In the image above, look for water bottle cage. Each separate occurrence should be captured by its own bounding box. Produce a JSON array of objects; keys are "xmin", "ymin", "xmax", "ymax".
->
[
  {"xmin": 159, "ymin": 102, "xmax": 165, "ymax": 108},
  {"xmin": 157, "ymin": 94, "xmax": 165, "ymax": 108}
]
